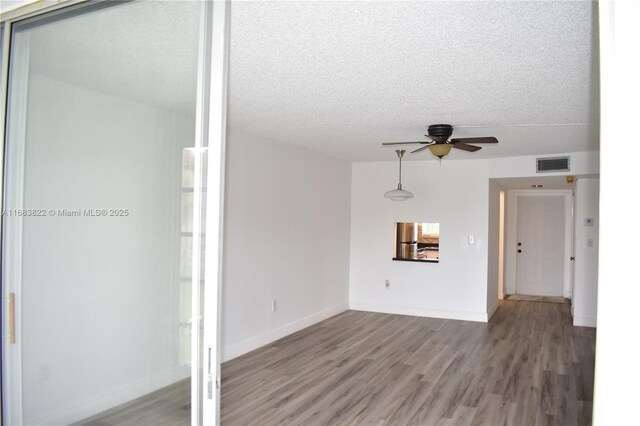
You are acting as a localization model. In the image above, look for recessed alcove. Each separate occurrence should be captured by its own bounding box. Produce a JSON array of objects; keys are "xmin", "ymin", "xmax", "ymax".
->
[{"xmin": 393, "ymin": 222, "xmax": 440, "ymax": 263}]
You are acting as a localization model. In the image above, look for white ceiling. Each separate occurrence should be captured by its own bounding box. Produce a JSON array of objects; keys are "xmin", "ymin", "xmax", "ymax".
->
[
  {"xmin": 228, "ymin": 1, "xmax": 600, "ymax": 161},
  {"xmin": 22, "ymin": 1, "xmax": 599, "ymax": 162},
  {"xmin": 26, "ymin": 1, "xmax": 201, "ymax": 111},
  {"xmin": 0, "ymin": 0, "xmax": 35, "ymax": 13}
]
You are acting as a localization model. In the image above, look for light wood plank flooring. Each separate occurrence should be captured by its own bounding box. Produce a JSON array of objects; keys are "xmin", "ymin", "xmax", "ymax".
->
[
  {"xmin": 222, "ymin": 300, "xmax": 595, "ymax": 425},
  {"xmin": 80, "ymin": 300, "xmax": 595, "ymax": 425},
  {"xmin": 75, "ymin": 379, "xmax": 190, "ymax": 426}
]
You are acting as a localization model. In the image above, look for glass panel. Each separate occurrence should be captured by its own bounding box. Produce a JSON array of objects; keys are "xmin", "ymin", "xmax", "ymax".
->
[{"xmin": 2, "ymin": 2, "xmax": 204, "ymax": 425}]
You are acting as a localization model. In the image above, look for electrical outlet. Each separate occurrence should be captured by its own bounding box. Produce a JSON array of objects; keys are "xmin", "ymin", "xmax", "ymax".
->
[
  {"xmin": 385, "ymin": 279, "xmax": 390, "ymax": 288},
  {"xmin": 468, "ymin": 235, "xmax": 475, "ymax": 245},
  {"xmin": 272, "ymin": 299, "xmax": 277, "ymax": 312}
]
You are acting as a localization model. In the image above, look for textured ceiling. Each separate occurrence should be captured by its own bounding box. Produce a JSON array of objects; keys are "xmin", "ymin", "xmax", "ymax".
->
[
  {"xmin": 26, "ymin": 1, "xmax": 201, "ymax": 111},
  {"xmin": 23, "ymin": 1, "xmax": 599, "ymax": 162},
  {"xmin": 228, "ymin": 1, "xmax": 600, "ymax": 161}
]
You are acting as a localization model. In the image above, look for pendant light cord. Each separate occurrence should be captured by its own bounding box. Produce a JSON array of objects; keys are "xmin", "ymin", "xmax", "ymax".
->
[{"xmin": 397, "ymin": 150, "xmax": 404, "ymax": 189}]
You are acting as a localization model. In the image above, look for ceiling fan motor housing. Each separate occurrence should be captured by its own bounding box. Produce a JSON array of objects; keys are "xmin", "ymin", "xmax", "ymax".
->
[{"xmin": 427, "ymin": 124, "xmax": 453, "ymax": 141}]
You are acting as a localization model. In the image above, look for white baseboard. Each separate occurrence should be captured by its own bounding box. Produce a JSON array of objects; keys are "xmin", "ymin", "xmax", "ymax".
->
[
  {"xmin": 26, "ymin": 366, "xmax": 190, "ymax": 426},
  {"xmin": 222, "ymin": 303, "xmax": 349, "ymax": 362},
  {"xmin": 349, "ymin": 301, "xmax": 488, "ymax": 323},
  {"xmin": 573, "ymin": 315, "xmax": 597, "ymax": 327}
]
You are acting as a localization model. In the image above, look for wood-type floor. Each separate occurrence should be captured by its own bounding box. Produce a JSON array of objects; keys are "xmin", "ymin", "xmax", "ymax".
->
[
  {"xmin": 79, "ymin": 300, "xmax": 595, "ymax": 425},
  {"xmin": 75, "ymin": 378, "xmax": 190, "ymax": 426},
  {"xmin": 222, "ymin": 300, "xmax": 595, "ymax": 425}
]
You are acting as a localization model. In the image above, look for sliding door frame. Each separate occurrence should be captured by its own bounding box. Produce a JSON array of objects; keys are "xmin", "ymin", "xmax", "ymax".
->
[
  {"xmin": 202, "ymin": 1, "xmax": 229, "ymax": 422},
  {"xmin": 0, "ymin": 1, "xmax": 228, "ymax": 424}
]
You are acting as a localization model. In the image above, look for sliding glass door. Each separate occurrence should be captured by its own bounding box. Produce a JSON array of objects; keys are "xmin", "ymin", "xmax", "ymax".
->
[{"xmin": 1, "ymin": 1, "xmax": 227, "ymax": 424}]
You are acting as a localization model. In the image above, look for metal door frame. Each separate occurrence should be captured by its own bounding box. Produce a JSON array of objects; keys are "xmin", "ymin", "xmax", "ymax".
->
[{"xmin": 0, "ymin": 1, "xmax": 228, "ymax": 424}]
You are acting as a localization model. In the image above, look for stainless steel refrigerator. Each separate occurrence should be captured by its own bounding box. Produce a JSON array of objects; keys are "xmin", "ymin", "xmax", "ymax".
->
[{"xmin": 396, "ymin": 222, "xmax": 418, "ymax": 259}]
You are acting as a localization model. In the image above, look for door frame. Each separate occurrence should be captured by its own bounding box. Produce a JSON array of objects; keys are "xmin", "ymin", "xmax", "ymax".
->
[
  {"xmin": 202, "ymin": 1, "xmax": 230, "ymax": 423},
  {"xmin": 505, "ymin": 190, "xmax": 574, "ymax": 298},
  {"xmin": 0, "ymin": 1, "xmax": 228, "ymax": 425}
]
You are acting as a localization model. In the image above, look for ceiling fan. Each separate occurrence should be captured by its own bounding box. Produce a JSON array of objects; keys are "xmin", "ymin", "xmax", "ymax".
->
[{"xmin": 382, "ymin": 124, "xmax": 498, "ymax": 159}]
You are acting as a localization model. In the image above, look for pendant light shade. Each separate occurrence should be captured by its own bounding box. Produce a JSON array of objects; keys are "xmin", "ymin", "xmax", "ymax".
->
[
  {"xmin": 384, "ymin": 150, "xmax": 413, "ymax": 201},
  {"xmin": 384, "ymin": 186, "xmax": 414, "ymax": 201}
]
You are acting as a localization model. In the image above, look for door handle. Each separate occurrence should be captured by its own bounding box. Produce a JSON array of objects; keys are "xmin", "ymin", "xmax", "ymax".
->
[
  {"xmin": 207, "ymin": 345, "xmax": 213, "ymax": 399},
  {"xmin": 8, "ymin": 292, "xmax": 16, "ymax": 344}
]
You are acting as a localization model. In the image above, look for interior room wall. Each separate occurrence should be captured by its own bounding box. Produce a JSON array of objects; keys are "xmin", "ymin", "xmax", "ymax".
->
[
  {"xmin": 498, "ymin": 190, "xmax": 506, "ymax": 300},
  {"xmin": 350, "ymin": 159, "xmax": 491, "ymax": 321},
  {"xmin": 594, "ymin": 2, "xmax": 639, "ymax": 421},
  {"xmin": 572, "ymin": 177, "xmax": 600, "ymax": 327},
  {"xmin": 349, "ymin": 151, "xmax": 600, "ymax": 322},
  {"xmin": 486, "ymin": 180, "xmax": 502, "ymax": 317},
  {"xmin": 19, "ymin": 74, "xmax": 193, "ymax": 425},
  {"xmin": 221, "ymin": 130, "xmax": 351, "ymax": 361},
  {"xmin": 487, "ymin": 151, "xmax": 599, "ymax": 179}
]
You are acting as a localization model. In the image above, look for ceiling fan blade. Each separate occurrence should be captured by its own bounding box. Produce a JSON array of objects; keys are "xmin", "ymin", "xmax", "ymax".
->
[
  {"xmin": 382, "ymin": 141, "xmax": 427, "ymax": 146},
  {"xmin": 450, "ymin": 137, "xmax": 498, "ymax": 144},
  {"xmin": 452, "ymin": 143, "xmax": 482, "ymax": 152},
  {"xmin": 411, "ymin": 145, "xmax": 431, "ymax": 154}
]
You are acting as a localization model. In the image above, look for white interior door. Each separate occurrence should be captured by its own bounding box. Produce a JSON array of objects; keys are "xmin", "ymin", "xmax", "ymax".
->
[{"xmin": 516, "ymin": 196, "xmax": 565, "ymax": 296}]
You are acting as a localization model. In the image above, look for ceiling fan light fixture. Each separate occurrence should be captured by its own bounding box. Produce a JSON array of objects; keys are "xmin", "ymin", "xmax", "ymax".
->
[
  {"xmin": 382, "ymin": 124, "xmax": 498, "ymax": 157},
  {"xmin": 428, "ymin": 143, "xmax": 453, "ymax": 159},
  {"xmin": 384, "ymin": 149, "xmax": 413, "ymax": 201}
]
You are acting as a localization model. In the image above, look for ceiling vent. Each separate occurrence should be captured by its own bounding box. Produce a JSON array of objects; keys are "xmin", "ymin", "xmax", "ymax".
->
[{"xmin": 536, "ymin": 156, "xmax": 570, "ymax": 173}]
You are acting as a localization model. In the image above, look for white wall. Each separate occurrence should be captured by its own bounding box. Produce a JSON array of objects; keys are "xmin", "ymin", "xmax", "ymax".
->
[
  {"xmin": 594, "ymin": 2, "xmax": 640, "ymax": 422},
  {"xmin": 486, "ymin": 180, "xmax": 502, "ymax": 317},
  {"xmin": 350, "ymin": 159, "xmax": 491, "ymax": 321},
  {"xmin": 221, "ymin": 130, "xmax": 351, "ymax": 361},
  {"xmin": 487, "ymin": 151, "xmax": 599, "ymax": 179},
  {"xmin": 15, "ymin": 74, "xmax": 193, "ymax": 424},
  {"xmin": 349, "ymin": 151, "xmax": 599, "ymax": 322},
  {"xmin": 572, "ymin": 178, "xmax": 599, "ymax": 327}
]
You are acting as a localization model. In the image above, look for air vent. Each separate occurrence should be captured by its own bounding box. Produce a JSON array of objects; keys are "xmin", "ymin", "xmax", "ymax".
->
[{"xmin": 536, "ymin": 156, "xmax": 570, "ymax": 173}]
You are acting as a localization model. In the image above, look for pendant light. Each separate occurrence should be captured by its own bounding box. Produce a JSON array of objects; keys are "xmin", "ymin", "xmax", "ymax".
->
[{"xmin": 384, "ymin": 150, "xmax": 413, "ymax": 201}]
